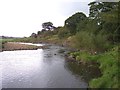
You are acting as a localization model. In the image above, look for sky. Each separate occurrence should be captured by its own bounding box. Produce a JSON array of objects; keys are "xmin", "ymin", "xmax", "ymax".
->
[{"xmin": 0, "ymin": 0, "xmax": 95, "ymax": 37}]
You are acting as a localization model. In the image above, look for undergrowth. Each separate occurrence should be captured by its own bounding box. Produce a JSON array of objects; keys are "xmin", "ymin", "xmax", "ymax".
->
[{"xmin": 69, "ymin": 46, "xmax": 119, "ymax": 88}]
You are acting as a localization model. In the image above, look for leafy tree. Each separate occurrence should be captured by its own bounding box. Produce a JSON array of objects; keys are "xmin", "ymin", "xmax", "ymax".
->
[
  {"xmin": 31, "ymin": 33, "xmax": 37, "ymax": 38},
  {"xmin": 37, "ymin": 31, "xmax": 41, "ymax": 35},
  {"xmin": 52, "ymin": 26, "xmax": 62, "ymax": 35},
  {"xmin": 100, "ymin": 2, "xmax": 119, "ymax": 42},
  {"xmin": 76, "ymin": 18, "xmax": 88, "ymax": 30},
  {"xmin": 88, "ymin": 2, "xmax": 118, "ymax": 19},
  {"xmin": 58, "ymin": 27, "xmax": 70, "ymax": 39},
  {"xmin": 88, "ymin": 2, "xmax": 119, "ymax": 42},
  {"xmin": 88, "ymin": 2, "xmax": 118, "ymax": 26},
  {"xmin": 65, "ymin": 12, "xmax": 87, "ymax": 35},
  {"xmin": 42, "ymin": 22, "xmax": 56, "ymax": 31}
]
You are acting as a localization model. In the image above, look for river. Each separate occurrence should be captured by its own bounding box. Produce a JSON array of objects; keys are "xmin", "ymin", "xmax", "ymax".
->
[{"xmin": 0, "ymin": 43, "xmax": 95, "ymax": 88}]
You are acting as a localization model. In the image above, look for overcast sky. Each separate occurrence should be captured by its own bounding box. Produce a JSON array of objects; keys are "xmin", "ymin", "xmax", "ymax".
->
[{"xmin": 0, "ymin": 0, "xmax": 94, "ymax": 37}]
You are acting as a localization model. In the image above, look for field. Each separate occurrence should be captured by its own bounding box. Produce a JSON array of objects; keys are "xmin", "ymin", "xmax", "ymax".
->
[{"xmin": 0, "ymin": 38, "xmax": 14, "ymax": 43}]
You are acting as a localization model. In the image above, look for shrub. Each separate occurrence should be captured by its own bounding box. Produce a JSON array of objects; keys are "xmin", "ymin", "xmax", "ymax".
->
[
  {"xmin": 72, "ymin": 31, "xmax": 110, "ymax": 53},
  {"xmin": 58, "ymin": 27, "xmax": 70, "ymax": 39}
]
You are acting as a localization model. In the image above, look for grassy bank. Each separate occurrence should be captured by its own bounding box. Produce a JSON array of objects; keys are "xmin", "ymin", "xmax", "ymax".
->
[
  {"xmin": 69, "ymin": 46, "xmax": 119, "ymax": 88},
  {"xmin": 0, "ymin": 38, "xmax": 14, "ymax": 50},
  {"xmin": 13, "ymin": 35, "xmax": 119, "ymax": 88},
  {"xmin": 89, "ymin": 46, "xmax": 119, "ymax": 88},
  {"xmin": 4, "ymin": 1, "xmax": 119, "ymax": 88}
]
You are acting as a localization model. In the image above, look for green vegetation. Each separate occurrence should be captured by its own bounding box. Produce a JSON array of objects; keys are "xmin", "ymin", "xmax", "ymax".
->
[
  {"xmin": 0, "ymin": 38, "xmax": 14, "ymax": 43},
  {"xmin": 13, "ymin": 37, "xmax": 37, "ymax": 43},
  {"xmin": 65, "ymin": 12, "xmax": 87, "ymax": 35},
  {"xmin": 0, "ymin": 38, "xmax": 14, "ymax": 49},
  {"xmin": 10, "ymin": 1, "xmax": 119, "ymax": 88},
  {"xmin": 89, "ymin": 46, "xmax": 119, "ymax": 88},
  {"xmin": 58, "ymin": 27, "xmax": 70, "ymax": 39},
  {"xmin": 72, "ymin": 31, "xmax": 111, "ymax": 53},
  {"xmin": 69, "ymin": 46, "xmax": 119, "ymax": 88}
]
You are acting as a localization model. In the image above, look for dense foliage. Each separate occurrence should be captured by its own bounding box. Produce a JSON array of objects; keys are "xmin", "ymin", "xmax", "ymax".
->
[
  {"xmin": 42, "ymin": 22, "xmax": 56, "ymax": 31},
  {"xmin": 64, "ymin": 12, "xmax": 87, "ymax": 35},
  {"xmin": 14, "ymin": 1, "xmax": 119, "ymax": 88}
]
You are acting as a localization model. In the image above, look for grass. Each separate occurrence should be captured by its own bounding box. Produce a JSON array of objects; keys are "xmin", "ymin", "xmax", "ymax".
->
[
  {"xmin": 0, "ymin": 38, "xmax": 14, "ymax": 43},
  {"xmin": 89, "ymin": 46, "xmax": 119, "ymax": 88},
  {"xmin": 2, "ymin": 33, "xmax": 118, "ymax": 88},
  {"xmin": 0, "ymin": 38, "xmax": 14, "ymax": 49},
  {"xmin": 69, "ymin": 46, "xmax": 119, "ymax": 88}
]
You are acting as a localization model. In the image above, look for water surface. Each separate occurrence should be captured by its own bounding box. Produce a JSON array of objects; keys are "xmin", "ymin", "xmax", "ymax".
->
[{"xmin": 1, "ymin": 44, "xmax": 88, "ymax": 88}]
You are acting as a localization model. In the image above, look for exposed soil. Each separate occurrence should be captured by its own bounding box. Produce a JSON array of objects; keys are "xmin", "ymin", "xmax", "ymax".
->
[{"xmin": 2, "ymin": 42, "xmax": 39, "ymax": 51}]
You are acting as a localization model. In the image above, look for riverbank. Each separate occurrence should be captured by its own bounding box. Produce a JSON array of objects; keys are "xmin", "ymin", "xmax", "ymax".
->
[
  {"xmin": 2, "ymin": 38, "xmax": 119, "ymax": 88},
  {"xmin": 1, "ymin": 42, "xmax": 42, "ymax": 51},
  {"xmin": 1, "ymin": 39, "xmax": 119, "ymax": 88},
  {"xmin": 1, "ymin": 43, "xmax": 89, "ymax": 88},
  {"xmin": 38, "ymin": 38, "xmax": 119, "ymax": 88}
]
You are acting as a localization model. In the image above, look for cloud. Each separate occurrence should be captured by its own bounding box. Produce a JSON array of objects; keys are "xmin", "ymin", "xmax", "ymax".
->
[{"xmin": 0, "ymin": 0, "xmax": 92, "ymax": 37}]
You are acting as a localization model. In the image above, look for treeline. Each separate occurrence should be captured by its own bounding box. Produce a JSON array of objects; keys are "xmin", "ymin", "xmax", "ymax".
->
[
  {"xmin": 28, "ymin": 1, "xmax": 119, "ymax": 88},
  {"xmin": 31, "ymin": 2, "xmax": 119, "ymax": 53}
]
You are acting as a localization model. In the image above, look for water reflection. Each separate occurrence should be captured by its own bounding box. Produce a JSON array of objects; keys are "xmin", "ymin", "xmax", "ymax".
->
[
  {"xmin": 2, "ymin": 49, "xmax": 44, "ymax": 88},
  {"xmin": 1, "ymin": 44, "xmax": 88, "ymax": 88},
  {"xmin": 64, "ymin": 60, "xmax": 101, "ymax": 83}
]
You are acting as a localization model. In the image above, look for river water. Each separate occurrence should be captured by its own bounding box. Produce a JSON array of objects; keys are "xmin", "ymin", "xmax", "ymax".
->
[{"xmin": 0, "ymin": 43, "xmax": 89, "ymax": 88}]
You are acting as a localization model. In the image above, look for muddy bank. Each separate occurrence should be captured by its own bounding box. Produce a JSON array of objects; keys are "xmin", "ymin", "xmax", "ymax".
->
[{"xmin": 1, "ymin": 42, "xmax": 46, "ymax": 51}]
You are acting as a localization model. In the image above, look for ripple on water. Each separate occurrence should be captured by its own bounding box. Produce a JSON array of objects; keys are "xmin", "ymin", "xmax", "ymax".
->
[{"xmin": 1, "ymin": 44, "xmax": 88, "ymax": 88}]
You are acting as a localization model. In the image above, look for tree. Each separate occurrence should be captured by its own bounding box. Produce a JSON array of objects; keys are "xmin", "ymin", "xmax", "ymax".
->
[
  {"xmin": 37, "ymin": 31, "xmax": 41, "ymax": 35},
  {"xmin": 88, "ymin": 2, "xmax": 118, "ymax": 26},
  {"xmin": 31, "ymin": 33, "xmax": 37, "ymax": 38},
  {"xmin": 88, "ymin": 2, "xmax": 119, "ymax": 42},
  {"xmin": 42, "ymin": 22, "xmax": 56, "ymax": 31},
  {"xmin": 58, "ymin": 27, "xmax": 70, "ymax": 39},
  {"xmin": 76, "ymin": 18, "xmax": 88, "ymax": 32},
  {"xmin": 64, "ymin": 12, "xmax": 87, "ymax": 35},
  {"xmin": 88, "ymin": 2, "xmax": 118, "ymax": 18}
]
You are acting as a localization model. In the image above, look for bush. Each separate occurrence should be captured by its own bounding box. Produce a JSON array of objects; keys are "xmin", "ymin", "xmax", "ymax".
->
[
  {"xmin": 73, "ymin": 31, "xmax": 94, "ymax": 50},
  {"xmin": 72, "ymin": 31, "xmax": 110, "ymax": 53},
  {"xmin": 58, "ymin": 27, "xmax": 70, "ymax": 39}
]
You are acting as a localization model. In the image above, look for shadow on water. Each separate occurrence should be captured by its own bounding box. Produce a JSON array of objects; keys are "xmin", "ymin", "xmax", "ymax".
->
[
  {"xmin": 1, "ymin": 43, "xmax": 100, "ymax": 88},
  {"xmin": 64, "ymin": 59, "xmax": 102, "ymax": 83}
]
